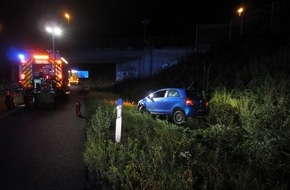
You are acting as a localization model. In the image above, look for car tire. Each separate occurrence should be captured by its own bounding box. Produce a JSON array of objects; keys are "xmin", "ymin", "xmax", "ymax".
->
[
  {"xmin": 138, "ymin": 105, "xmax": 147, "ymax": 114},
  {"xmin": 172, "ymin": 109, "xmax": 186, "ymax": 125}
]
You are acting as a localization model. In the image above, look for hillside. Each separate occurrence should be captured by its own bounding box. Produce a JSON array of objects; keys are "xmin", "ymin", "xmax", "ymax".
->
[{"xmin": 110, "ymin": 26, "xmax": 290, "ymax": 102}]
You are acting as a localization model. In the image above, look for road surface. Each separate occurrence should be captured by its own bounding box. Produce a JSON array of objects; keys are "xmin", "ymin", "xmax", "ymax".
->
[{"xmin": 0, "ymin": 85, "xmax": 88, "ymax": 190}]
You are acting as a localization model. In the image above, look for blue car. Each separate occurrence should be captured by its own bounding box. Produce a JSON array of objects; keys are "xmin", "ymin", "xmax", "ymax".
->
[{"xmin": 137, "ymin": 88, "xmax": 209, "ymax": 125}]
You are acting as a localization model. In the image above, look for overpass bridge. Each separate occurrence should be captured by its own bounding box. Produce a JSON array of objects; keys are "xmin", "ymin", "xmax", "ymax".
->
[
  {"xmin": 62, "ymin": 46, "xmax": 194, "ymax": 81},
  {"xmin": 0, "ymin": 36, "xmax": 195, "ymax": 84}
]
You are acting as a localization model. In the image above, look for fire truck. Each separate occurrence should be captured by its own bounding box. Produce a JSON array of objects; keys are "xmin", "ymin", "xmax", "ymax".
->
[
  {"xmin": 68, "ymin": 70, "xmax": 79, "ymax": 85},
  {"xmin": 18, "ymin": 50, "xmax": 70, "ymax": 107}
]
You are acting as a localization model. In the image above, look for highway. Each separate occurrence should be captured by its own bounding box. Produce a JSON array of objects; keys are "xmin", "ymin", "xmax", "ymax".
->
[{"xmin": 0, "ymin": 85, "xmax": 88, "ymax": 190}]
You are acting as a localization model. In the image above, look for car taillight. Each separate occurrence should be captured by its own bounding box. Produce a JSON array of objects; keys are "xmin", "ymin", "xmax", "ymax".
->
[{"xmin": 185, "ymin": 98, "xmax": 194, "ymax": 106}]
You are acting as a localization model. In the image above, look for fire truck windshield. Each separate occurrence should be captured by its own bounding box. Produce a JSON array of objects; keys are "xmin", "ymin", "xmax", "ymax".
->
[{"xmin": 33, "ymin": 64, "xmax": 53, "ymax": 77}]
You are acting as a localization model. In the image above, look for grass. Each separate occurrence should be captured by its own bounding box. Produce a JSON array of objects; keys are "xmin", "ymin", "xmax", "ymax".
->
[
  {"xmin": 83, "ymin": 28, "xmax": 290, "ymax": 189},
  {"xmin": 83, "ymin": 74, "xmax": 290, "ymax": 189}
]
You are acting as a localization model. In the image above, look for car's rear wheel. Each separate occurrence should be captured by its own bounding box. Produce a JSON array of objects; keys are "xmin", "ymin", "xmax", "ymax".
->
[{"xmin": 172, "ymin": 109, "xmax": 186, "ymax": 125}]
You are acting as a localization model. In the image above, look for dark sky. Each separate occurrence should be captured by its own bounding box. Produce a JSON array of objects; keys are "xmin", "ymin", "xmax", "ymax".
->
[{"xmin": 0, "ymin": 0, "xmax": 260, "ymax": 47}]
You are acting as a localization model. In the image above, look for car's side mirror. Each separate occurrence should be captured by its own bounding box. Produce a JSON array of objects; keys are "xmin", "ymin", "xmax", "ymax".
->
[{"xmin": 148, "ymin": 93, "xmax": 154, "ymax": 102}]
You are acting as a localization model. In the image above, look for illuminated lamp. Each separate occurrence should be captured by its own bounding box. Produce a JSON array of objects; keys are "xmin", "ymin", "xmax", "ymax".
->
[
  {"xmin": 21, "ymin": 74, "xmax": 25, "ymax": 80},
  {"xmin": 18, "ymin": 54, "xmax": 25, "ymax": 60},
  {"xmin": 61, "ymin": 57, "xmax": 68, "ymax": 64},
  {"xmin": 58, "ymin": 74, "xmax": 62, "ymax": 79},
  {"xmin": 18, "ymin": 54, "xmax": 27, "ymax": 63},
  {"xmin": 185, "ymin": 98, "xmax": 194, "ymax": 106},
  {"xmin": 56, "ymin": 59, "xmax": 62, "ymax": 64},
  {"xmin": 33, "ymin": 54, "xmax": 49, "ymax": 60},
  {"xmin": 237, "ymin": 7, "xmax": 244, "ymax": 16}
]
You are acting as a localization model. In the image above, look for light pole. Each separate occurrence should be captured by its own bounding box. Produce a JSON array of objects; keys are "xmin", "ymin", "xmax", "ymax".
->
[
  {"xmin": 141, "ymin": 19, "xmax": 153, "ymax": 77},
  {"xmin": 229, "ymin": 19, "xmax": 232, "ymax": 43},
  {"xmin": 64, "ymin": 13, "xmax": 70, "ymax": 28},
  {"xmin": 237, "ymin": 7, "xmax": 244, "ymax": 36},
  {"xmin": 46, "ymin": 26, "xmax": 62, "ymax": 66},
  {"xmin": 141, "ymin": 19, "xmax": 150, "ymax": 43}
]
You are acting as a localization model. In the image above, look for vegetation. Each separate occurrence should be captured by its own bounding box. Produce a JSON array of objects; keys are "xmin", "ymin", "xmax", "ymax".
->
[{"xmin": 83, "ymin": 28, "xmax": 290, "ymax": 189}]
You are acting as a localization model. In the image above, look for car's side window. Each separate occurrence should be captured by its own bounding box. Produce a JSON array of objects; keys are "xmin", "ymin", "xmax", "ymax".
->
[
  {"xmin": 154, "ymin": 90, "xmax": 166, "ymax": 98},
  {"xmin": 168, "ymin": 89, "xmax": 180, "ymax": 97}
]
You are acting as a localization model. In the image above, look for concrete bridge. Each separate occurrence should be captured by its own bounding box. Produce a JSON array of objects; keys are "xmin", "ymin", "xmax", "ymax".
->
[{"xmin": 63, "ymin": 46, "xmax": 194, "ymax": 81}]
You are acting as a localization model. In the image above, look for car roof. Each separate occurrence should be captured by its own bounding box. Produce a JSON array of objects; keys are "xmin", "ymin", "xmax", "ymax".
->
[
  {"xmin": 158, "ymin": 88, "xmax": 185, "ymax": 91},
  {"xmin": 156, "ymin": 88, "xmax": 201, "ymax": 96}
]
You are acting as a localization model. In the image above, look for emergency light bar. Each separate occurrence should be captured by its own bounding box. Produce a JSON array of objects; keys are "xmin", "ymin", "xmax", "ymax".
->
[{"xmin": 33, "ymin": 54, "xmax": 49, "ymax": 60}]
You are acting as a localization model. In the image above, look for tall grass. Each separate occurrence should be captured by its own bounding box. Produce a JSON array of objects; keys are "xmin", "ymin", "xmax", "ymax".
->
[
  {"xmin": 84, "ymin": 29, "xmax": 290, "ymax": 189},
  {"xmin": 83, "ymin": 74, "xmax": 290, "ymax": 189}
]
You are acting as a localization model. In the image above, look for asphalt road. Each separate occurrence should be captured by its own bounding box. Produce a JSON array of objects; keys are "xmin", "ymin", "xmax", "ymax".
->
[{"xmin": 0, "ymin": 85, "xmax": 88, "ymax": 190}]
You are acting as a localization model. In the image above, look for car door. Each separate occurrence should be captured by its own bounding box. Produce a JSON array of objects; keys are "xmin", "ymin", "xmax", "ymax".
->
[
  {"xmin": 163, "ymin": 89, "xmax": 181, "ymax": 114},
  {"xmin": 146, "ymin": 89, "xmax": 167, "ymax": 114}
]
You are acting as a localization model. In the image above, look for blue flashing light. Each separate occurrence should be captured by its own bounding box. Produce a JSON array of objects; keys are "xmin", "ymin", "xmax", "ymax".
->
[
  {"xmin": 18, "ymin": 54, "xmax": 25, "ymax": 60},
  {"xmin": 7, "ymin": 47, "xmax": 25, "ymax": 62}
]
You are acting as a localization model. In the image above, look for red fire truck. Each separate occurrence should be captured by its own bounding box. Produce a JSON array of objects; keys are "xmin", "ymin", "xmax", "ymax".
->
[{"xmin": 18, "ymin": 50, "xmax": 70, "ymax": 107}]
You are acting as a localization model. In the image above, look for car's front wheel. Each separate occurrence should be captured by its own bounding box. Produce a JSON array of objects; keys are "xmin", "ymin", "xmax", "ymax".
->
[
  {"xmin": 138, "ymin": 105, "xmax": 147, "ymax": 114},
  {"xmin": 172, "ymin": 109, "xmax": 186, "ymax": 125}
]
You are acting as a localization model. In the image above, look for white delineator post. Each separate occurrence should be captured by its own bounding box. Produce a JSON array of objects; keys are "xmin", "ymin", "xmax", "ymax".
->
[{"xmin": 115, "ymin": 98, "xmax": 123, "ymax": 143}]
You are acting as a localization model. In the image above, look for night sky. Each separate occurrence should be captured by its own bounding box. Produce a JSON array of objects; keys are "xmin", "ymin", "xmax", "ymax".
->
[{"xmin": 0, "ymin": 0, "xmax": 266, "ymax": 47}]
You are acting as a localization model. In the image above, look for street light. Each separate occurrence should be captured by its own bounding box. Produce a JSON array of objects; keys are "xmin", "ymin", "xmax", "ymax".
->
[
  {"xmin": 64, "ymin": 13, "xmax": 70, "ymax": 28},
  {"xmin": 237, "ymin": 7, "xmax": 244, "ymax": 16},
  {"xmin": 46, "ymin": 26, "xmax": 62, "ymax": 66},
  {"xmin": 141, "ymin": 19, "xmax": 150, "ymax": 43},
  {"xmin": 141, "ymin": 18, "xmax": 153, "ymax": 77},
  {"xmin": 229, "ymin": 19, "xmax": 233, "ymax": 43},
  {"xmin": 237, "ymin": 7, "xmax": 244, "ymax": 36}
]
